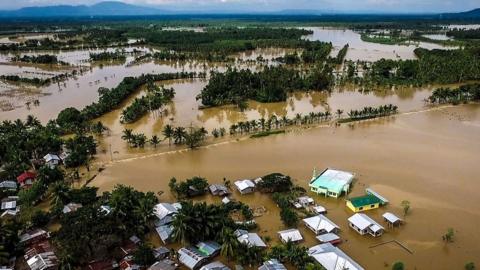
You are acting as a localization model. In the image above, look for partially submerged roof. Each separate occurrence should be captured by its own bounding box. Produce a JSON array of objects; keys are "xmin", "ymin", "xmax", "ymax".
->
[
  {"xmin": 303, "ymin": 215, "xmax": 340, "ymax": 233},
  {"xmin": 348, "ymin": 194, "xmax": 382, "ymax": 208},
  {"xmin": 196, "ymin": 241, "xmax": 221, "ymax": 257},
  {"xmin": 154, "ymin": 203, "xmax": 178, "ymax": 220},
  {"xmin": 235, "ymin": 230, "xmax": 267, "ymax": 248},
  {"xmin": 348, "ymin": 213, "xmax": 384, "ymax": 231},
  {"xmin": 178, "ymin": 247, "xmax": 207, "ymax": 270},
  {"xmin": 309, "ymin": 243, "xmax": 364, "ymax": 270},
  {"xmin": 258, "ymin": 259, "xmax": 287, "ymax": 270},
  {"xmin": 278, "ymin": 229, "xmax": 303, "ymax": 243},
  {"xmin": 383, "ymin": 212, "xmax": 402, "ymax": 224},
  {"xmin": 316, "ymin": 233, "xmax": 340, "ymax": 244},
  {"xmin": 234, "ymin": 180, "xmax": 255, "ymax": 191},
  {"xmin": 156, "ymin": 225, "xmax": 174, "ymax": 244},
  {"xmin": 366, "ymin": 188, "xmax": 389, "ymax": 204},
  {"xmin": 310, "ymin": 169, "xmax": 354, "ymax": 194},
  {"xmin": 200, "ymin": 261, "xmax": 230, "ymax": 270}
]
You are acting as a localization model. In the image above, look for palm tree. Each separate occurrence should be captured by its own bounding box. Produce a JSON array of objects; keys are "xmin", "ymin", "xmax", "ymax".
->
[
  {"xmin": 150, "ymin": 135, "xmax": 160, "ymax": 148},
  {"xmin": 162, "ymin": 125, "xmax": 174, "ymax": 146},
  {"xmin": 220, "ymin": 227, "xmax": 237, "ymax": 261},
  {"xmin": 173, "ymin": 127, "xmax": 186, "ymax": 144},
  {"xmin": 50, "ymin": 182, "xmax": 70, "ymax": 209},
  {"xmin": 122, "ymin": 129, "xmax": 134, "ymax": 144},
  {"xmin": 336, "ymin": 109, "xmax": 344, "ymax": 119}
]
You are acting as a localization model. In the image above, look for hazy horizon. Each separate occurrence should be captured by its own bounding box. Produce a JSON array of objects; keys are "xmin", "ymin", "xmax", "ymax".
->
[{"xmin": 0, "ymin": 0, "xmax": 478, "ymax": 14}]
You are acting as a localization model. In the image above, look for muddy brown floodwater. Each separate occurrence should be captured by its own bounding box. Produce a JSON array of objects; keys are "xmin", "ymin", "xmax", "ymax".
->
[{"xmin": 93, "ymin": 104, "xmax": 480, "ymax": 270}]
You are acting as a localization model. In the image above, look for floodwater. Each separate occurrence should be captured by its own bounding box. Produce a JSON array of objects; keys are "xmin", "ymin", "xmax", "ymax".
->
[
  {"xmin": 93, "ymin": 104, "xmax": 480, "ymax": 270},
  {"xmin": 303, "ymin": 27, "xmax": 453, "ymax": 61}
]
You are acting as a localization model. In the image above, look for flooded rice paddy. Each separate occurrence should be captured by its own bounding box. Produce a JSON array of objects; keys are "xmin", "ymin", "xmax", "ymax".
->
[{"xmin": 1, "ymin": 26, "xmax": 479, "ymax": 269}]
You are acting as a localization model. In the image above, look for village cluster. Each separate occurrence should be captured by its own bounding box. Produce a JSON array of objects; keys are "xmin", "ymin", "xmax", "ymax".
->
[{"xmin": 1, "ymin": 155, "xmax": 405, "ymax": 270}]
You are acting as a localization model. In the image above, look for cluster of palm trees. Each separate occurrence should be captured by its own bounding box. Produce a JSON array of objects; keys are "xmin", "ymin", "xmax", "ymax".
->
[
  {"xmin": 428, "ymin": 83, "xmax": 480, "ymax": 104},
  {"xmin": 229, "ymin": 112, "xmax": 333, "ymax": 135},
  {"xmin": 346, "ymin": 104, "xmax": 398, "ymax": 120},
  {"xmin": 122, "ymin": 125, "xmax": 209, "ymax": 149}
]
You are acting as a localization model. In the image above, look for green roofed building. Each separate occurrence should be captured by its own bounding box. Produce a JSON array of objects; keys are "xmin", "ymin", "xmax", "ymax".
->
[
  {"xmin": 309, "ymin": 168, "xmax": 354, "ymax": 198},
  {"xmin": 346, "ymin": 194, "xmax": 382, "ymax": 212}
]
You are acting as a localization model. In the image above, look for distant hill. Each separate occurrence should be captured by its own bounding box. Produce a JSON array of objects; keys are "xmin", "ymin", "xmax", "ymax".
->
[
  {"xmin": 0, "ymin": 1, "xmax": 167, "ymax": 17},
  {"xmin": 442, "ymin": 8, "xmax": 480, "ymax": 19}
]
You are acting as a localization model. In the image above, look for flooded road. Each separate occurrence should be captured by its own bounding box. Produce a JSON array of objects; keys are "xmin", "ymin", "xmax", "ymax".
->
[{"xmin": 93, "ymin": 104, "xmax": 480, "ymax": 270}]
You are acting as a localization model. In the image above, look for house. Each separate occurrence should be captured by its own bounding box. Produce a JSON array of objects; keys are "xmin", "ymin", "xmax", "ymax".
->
[
  {"xmin": 156, "ymin": 225, "xmax": 174, "ymax": 244},
  {"xmin": 316, "ymin": 233, "xmax": 341, "ymax": 245},
  {"xmin": 0, "ymin": 180, "xmax": 17, "ymax": 190},
  {"xmin": 208, "ymin": 184, "xmax": 230, "ymax": 196},
  {"xmin": 149, "ymin": 260, "xmax": 177, "ymax": 270},
  {"xmin": 19, "ymin": 229, "xmax": 50, "ymax": 246},
  {"xmin": 348, "ymin": 213, "xmax": 384, "ymax": 237},
  {"xmin": 309, "ymin": 168, "xmax": 354, "ymax": 198},
  {"xmin": 87, "ymin": 259, "xmax": 119, "ymax": 270},
  {"xmin": 200, "ymin": 261, "xmax": 230, "ymax": 270},
  {"xmin": 1, "ymin": 209, "xmax": 20, "ymax": 218},
  {"xmin": 235, "ymin": 229, "xmax": 267, "ymax": 248},
  {"xmin": 221, "ymin": 197, "xmax": 231, "ymax": 204},
  {"xmin": 346, "ymin": 194, "xmax": 382, "ymax": 213},
  {"xmin": 120, "ymin": 256, "xmax": 140, "ymax": 270},
  {"xmin": 308, "ymin": 243, "xmax": 364, "ymax": 270},
  {"xmin": 234, "ymin": 180, "xmax": 255, "ymax": 195},
  {"xmin": 100, "ymin": 205, "xmax": 112, "ymax": 215},
  {"xmin": 153, "ymin": 247, "xmax": 171, "ymax": 260},
  {"xmin": 62, "ymin": 203, "xmax": 82, "ymax": 214},
  {"xmin": 312, "ymin": 205, "xmax": 327, "ymax": 214},
  {"xmin": 258, "ymin": 259, "xmax": 287, "ymax": 270},
  {"xmin": 196, "ymin": 241, "xmax": 221, "ymax": 258},
  {"xmin": 17, "ymin": 172, "xmax": 36, "ymax": 187},
  {"xmin": 297, "ymin": 196, "xmax": 315, "ymax": 208},
  {"xmin": 277, "ymin": 229, "xmax": 303, "ymax": 244},
  {"xmin": 303, "ymin": 215, "xmax": 340, "ymax": 235},
  {"xmin": 383, "ymin": 212, "xmax": 403, "ymax": 227},
  {"xmin": 120, "ymin": 236, "xmax": 141, "ymax": 256},
  {"xmin": 26, "ymin": 252, "xmax": 58, "ymax": 270},
  {"xmin": 178, "ymin": 247, "xmax": 208, "ymax": 270},
  {"xmin": 153, "ymin": 203, "xmax": 179, "ymax": 221},
  {"xmin": 1, "ymin": 196, "xmax": 18, "ymax": 210},
  {"xmin": 43, "ymin": 154, "xmax": 61, "ymax": 168}
]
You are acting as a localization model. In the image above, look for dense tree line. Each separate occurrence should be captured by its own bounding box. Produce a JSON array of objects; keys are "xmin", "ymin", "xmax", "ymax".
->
[
  {"xmin": 78, "ymin": 72, "xmax": 202, "ymax": 121},
  {"xmin": 121, "ymin": 83, "xmax": 175, "ymax": 123},
  {"xmin": 428, "ymin": 83, "xmax": 480, "ymax": 104},
  {"xmin": 168, "ymin": 176, "xmax": 209, "ymax": 198},
  {"xmin": 0, "ymin": 75, "xmax": 52, "ymax": 86},
  {"xmin": 197, "ymin": 65, "xmax": 333, "ymax": 107},
  {"xmin": 447, "ymin": 29, "xmax": 480, "ymax": 40},
  {"xmin": 89, "ymin": 51, "xmax": 127, "ymax": 61},
  {"xmin": 12, "ymin": 54, "xmax": 68, "ymax": 65}
]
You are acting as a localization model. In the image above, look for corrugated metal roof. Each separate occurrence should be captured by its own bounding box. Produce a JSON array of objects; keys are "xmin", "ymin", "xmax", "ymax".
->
[
  {"xmin": 178, "ymin": 247, "xmax": 207, "ymax": 270},
  {"xmin": 316, "ymin": 233, "xmax": 340, "ymax": 243},
  {"xmin": 278, "ymin": 229, "xmax": 303, "ymax": 243},
  {"xmin": 196, "ymin": 241, "xmax": 221, "ymax": 257},
  {"xmin": 383, "ymin": 212, "xmax": 401, "ymax": 223},
  {"xmin": 309, "ymin": 169, "xmax": 353, "ymax": 194},
  {"xmin": 234, "ymin": 180, "xmax": 255, "ymax": 191},
  {"xmin": 309, "ymin": 243, "xmax": 364, "ymax": 270},
  {"xmin": 200, "ymin": 261, "xmax": 230, "ymax": 270},
  {"xmin": 153, "ymin": 203, "xmax": 178, "ymax": 220},
  {"xmin": 235, "ymin": 230, "xmax": 267, "ymax": 248},
  {"xmin": 155, "ymin": 225, "xmax": 173, "ymax": 244},
  {"xmin": 303, "ymin": 215, "xmax": 340, "ymax": 234},
  {"xmin": 258, "ymin": 259, "xmax": 287, "ymax": 270},
  {"xmin": 348, "ymin": 213, "xmax": 384, "ymax": 231}
]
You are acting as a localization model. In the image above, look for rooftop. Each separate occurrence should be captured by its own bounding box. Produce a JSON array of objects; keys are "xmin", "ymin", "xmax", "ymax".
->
[
  {"xmin": 348, "ymin": 194, "xmax": 382, "ymax": 208},
  {"xmin": 303, "ymin": 214, "xmax": 340, "ymax": 233},
  {"xmin": 278, "ymin": 229, "xmax": 303, "ymax": 243},
  {"xmin": 348, "ymin": 213, "xmax": 384, "ymax": 231},
  {"xmin": 310, "ymin": 169, "xmax": 354, "ymax": 194},
  {"xmin": 235, "ymin": 230, "xmax": 267, "ymax": 248},
  {"xmin": 383, "ymin": 212, "xmax": 402, "ymax": 224},
  {"xmin": 258, "ymin": 259, "xmax": 287, "ymax": 270},
  {"xmin": 309, "ymin": 243, "xmax": 364, "ymax": 270},
  {"xmin": 200, "ymin": 261, "xmax": 230, "ymax": 270}
]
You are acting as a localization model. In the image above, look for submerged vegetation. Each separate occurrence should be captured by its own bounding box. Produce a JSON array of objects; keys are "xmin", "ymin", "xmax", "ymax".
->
[{"xmin": 428, "ymin": 83, "xmax": 480, "ymax": 104}]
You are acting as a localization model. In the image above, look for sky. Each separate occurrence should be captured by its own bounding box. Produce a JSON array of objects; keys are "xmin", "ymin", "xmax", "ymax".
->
[{"xmin": 0, "ymin": 0, "xmax": 478, "ymax": 13}]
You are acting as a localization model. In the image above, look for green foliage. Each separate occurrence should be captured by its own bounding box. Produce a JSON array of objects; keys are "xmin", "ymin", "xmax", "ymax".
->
[
  {"xmin": 169, "ymin": 176, "xmax": 209, "ymax": 198},
  {"xmin": 121, "ymin": 84, "xmax": 175, "ymax": 123},
  {"xmin": 133, "ymin": 243, "xmax": 156, "ymax": 267},
  {"xmin": 31, "ymin": 210, "xmax": 50, "ymax": 227},
  {"xmin": 268, "ymin": 241, "xmax": 315, "ymax": 269},
  {"xmin": 465, "ymin": 262, "xmax": 476, "ymax": 270},
  {"xmin": 57, "ymin": 107, "xmax": 85, "ymax": 132},
  {"xmin": 12, "ymin": 54, "xmax": 66, "ymax": 65},
  {"xmin": 64, "ymin": 134, "xmax": 96, "ymax": 167},
  {"xmin": 443, "ymin": 228, "xmax": 455, "ymax": 243},
  {"xmin": 236, "ymin": 243, "xmax": 265, "ymax": 267},
  {"xmin": 0, "ymin": 220, "xmax": 19, "ymax": 265},
  {"xmin": 18, "ymin": 180, "xmax": 47, "ymax": 206},
  {"xmin": 428, "ymin": 83, "xmax": 480, "ymax": 104},
  {"xmin": 89, "ymin": 51, "xmax": 126, "ymax": 61},
  {"xmin": 184, "ymin": 127, "xmax": 208, "ymax": 149},
  {"xmin": 280, "ymin": 207, "xmax": 299, "ymax": 227},
  {"xmin": 256, "ymin": 173, "xmax": 293, "ymax": 193},
  {"xmin": 392, "ymin": 261, "xmax": 405, "ymax": 270},
  {"xmin": 400, "ymin": 200, "xmax": 411, "ymax": 216},
  {"xmin": 37, "ymin": 165, "xmax": 64, "ymax": 185}
]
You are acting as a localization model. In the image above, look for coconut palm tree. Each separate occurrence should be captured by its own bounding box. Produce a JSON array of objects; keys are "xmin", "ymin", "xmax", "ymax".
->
[
  {"xmin": 122, "ymin": 129, "xmax": 134, "ymax": 144},
  {"xmin": 50, "ymin": 182, "xmax": 70, "ymax": 209},
  {"xmin": 162, "ymin": 125, "xmax": 174, "ymax": 146},
  {"xmin": 173, "ymin": 127, "xmax": 186, "ymax": 144},
  {"xmin": 150, "ymin": 135, "xmax": 160, "ymax": 148},
  {"xmin": 219, "ymin": 227, "xmax": 238, "ymax": 261}
]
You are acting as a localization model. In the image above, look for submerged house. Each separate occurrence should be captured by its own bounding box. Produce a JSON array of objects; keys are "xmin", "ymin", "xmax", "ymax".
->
[
  {"xmin": 309, "ymin": 243, "xmax": 364, "ymax": 270},
  {"xmin": 348, "ymin": 213, "xmax": 384, "ymax": 237},
  {"xmin": 303, "ymin": 215, "xmax": 340, "ymax": 235},
  {"xmin": 208, "ymin": 184, "xmax": 230, "ymax": 197},
  {"xmin": 235, "ymin": 229, "xmax": 267, "ymax": 248},
  {"xmin": 277, "ymin": 229, "xmax": 303, "ymax": 244},
  {"xmin": 382, "ymin": 212, "xmax": 403, "ymax": 227},
  {"xmin": 234, "ymin": 180, "xmax": 255, "ymax": 195},
  {"xmin": 346, "ymin": 195, "xmax": 382, "ymax": 213},
  {"xmin": 258, "ymin": 259, "xmax": 287, "ymax": 270},
  {"xmin": 153, "ymin": 203, "xmax": 179, "ymax": 221},
  {"xmin": 196, "ymin": 241, "xmax": 221, "ymax": 258},
  {"xmin": 178, "ymin": 247, "xmax": 208, "ymax": 270},
  {"xmin": 200, "ymin": 261, "xmax": 230, "ymax": 270},
  {"xmin": 156, "ymin": 225, "xmax": 174, "ymax": 244},
  {"xmin": 316, "ymin": 233, "xmax": 341, "ymax": 245},
  {"xmin": 309, "ymin": 168, "xmax": 354, "ymax": 198}
]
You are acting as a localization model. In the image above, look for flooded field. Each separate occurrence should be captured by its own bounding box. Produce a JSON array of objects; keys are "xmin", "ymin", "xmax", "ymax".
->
[{"xmin": 93, "ymin": 104, "xmax": 480, "ymax": 270}]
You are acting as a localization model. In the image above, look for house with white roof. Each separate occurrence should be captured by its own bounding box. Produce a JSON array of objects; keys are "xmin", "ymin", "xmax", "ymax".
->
[
  {"xmin": 0, "ymin": 180, "xmax": 17, "ymax": 190},
  {"xmin": 153, "ymin": 203, "xmax": 179, "ymax": 222},
  {"xmin": 178, "ymin": 247, "xmax": 208, "ymax": 270},
  {"xmin": 303, "ymin": 215, "xmax": 340, "ymax": 235},
  {"xmin": 26, "ymin": 252, "xmax": 58, "ymax": 270},
  {"xmin": 200, "ymin": 261, "xmax": 230, "ymax": 270},
  {"xmin": 234, "ymin": 180, "xmax": 255, "ymax": 195},
  {"xmin": 43, "ymin": 154, "xmax": 61, "ymax": 168},
  {"xmin": 382, "ymin": 212, "xmax": 403, "ymax": 227},
  {"xmin": 258, "ymin": 259, "xmax": 287, "ymax": 270},
  {"xmin": 277, "ymin": 229, "xmax": 303, "ymax": 244},
  {"xmin": 309, "ymin": 168, "xmax": 354, "ymax": 198},
  {"xmin": 234, "ymin": 229, "xmax": 267, "ymax": 248},
  {"xmin": 348, "ymin": 213, "xmax": 384, "ymax": 237},
  {"xmin": 1, "ymin": 196, "xmax": 18, "ymax": 211},
  {"xmin": 309, "ymin": 243, "xmax": 364, "ymax": 270}
]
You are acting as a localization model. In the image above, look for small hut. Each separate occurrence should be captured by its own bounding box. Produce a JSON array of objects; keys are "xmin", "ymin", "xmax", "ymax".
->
[{"xmin": 382, "ymin": 212, "xmax": 403, "ymax": 228}]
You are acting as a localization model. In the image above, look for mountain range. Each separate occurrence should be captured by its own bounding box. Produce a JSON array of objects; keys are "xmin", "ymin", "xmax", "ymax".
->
[{"xmin": 0, "ymin": 1, "xmax": 478, "ymax": 18}]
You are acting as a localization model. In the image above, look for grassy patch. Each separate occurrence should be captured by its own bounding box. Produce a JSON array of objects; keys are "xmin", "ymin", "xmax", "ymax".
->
[{"xmin": 250, "ymin": 130, "xmax": 285, "ymax": 138}]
